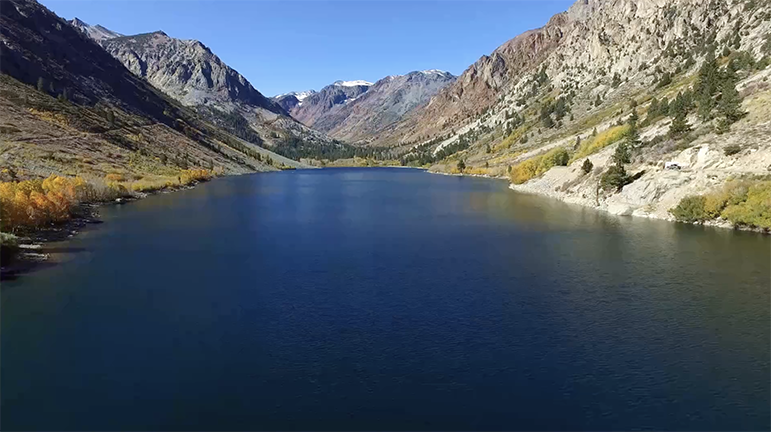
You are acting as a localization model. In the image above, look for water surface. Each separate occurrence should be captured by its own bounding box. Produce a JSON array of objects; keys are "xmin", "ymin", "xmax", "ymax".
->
[{"xmin": 2, "ymin": 168, "xmax": 769, "ymax": 430}]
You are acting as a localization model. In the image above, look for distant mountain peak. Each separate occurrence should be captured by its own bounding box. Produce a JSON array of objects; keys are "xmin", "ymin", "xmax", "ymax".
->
[
  {"xmin": 68, "ymin": 18, "xmax": 123, "ymax": 41},
  {"xmin": 287, "ymin": 70, "xmax": 456, "ymax": 143},
  {"xmin": 271, "ymin": 90, "xmax": 318, "ymax": 112},
  {"xmin": 275, "ymin": 90, "xmax": 316, "ymax": 101},
  {"xmin": 419, "ymin": 69, "xmax": 451, "ymax": 75},
  {"xmin": 333, "ymin": 80, "xmax": 373, "ymax": 87}
]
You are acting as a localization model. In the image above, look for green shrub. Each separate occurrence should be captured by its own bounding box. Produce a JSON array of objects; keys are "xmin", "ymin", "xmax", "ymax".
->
[
  {"xmin": 582, "ymin": 158, "xmax": 593, "ymax": 174},
  {"xmin": 510, "ymin": 147, "xmax": 571, "ymax": 184},
  {"xmin": 543, "ymin": 148, "xmax": 570, "ymax": 167},
  {"xmin": 670, "ymin": 180, "xmax": 770, "ymax": 228},
  {"xmin": 612, "ymin": 142, "xmax": 631, "ymax": 165},
  {"xmin": 670, "ymin": 195, "xmax": 708, "ymax": 223},
  {"xmin": 571, "ymin": 125, "xmax": 631, "ymax": 162},
  {"xmin": 600, "ymin": 164, "xmax": 629, "ymax": 192},
  {"xmin": 721, "ymin": 181, "xmax": 771, "ymax": 229},
  {"xmin": 723, "ymin": 144, "xmax": 742, "ymax": 156},
  {"xmin": 0, "ymin": 232, "xmax": 18, "ymax": 247}
]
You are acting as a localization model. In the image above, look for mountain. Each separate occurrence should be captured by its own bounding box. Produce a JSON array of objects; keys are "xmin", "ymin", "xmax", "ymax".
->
[
  {"xmin": 273, "ymin": 90, "xmax": 316, "ymax": 112},
  {"xmin": 388, "ymin": 0, "xmax": 771, "ymax": 228},
  {"xmin": 322, "ymin": 70, "xmax": 456, "ymax": 144},
  {"xmin": 81, "ymin": 24, "xmax": 349, "ymax": 160},
  {"xmin": 284, "ymin": 71, "xmax": 455, "ymax": 143},
  {"xmin": 0, "ymin": 0, "xmax": 302, "ymax": 184},
  {"xmin": 288, "ymin": 80, "xmax": 373, "ymax": 129},
  {"xmin": 101, "ymin": 31, "xmax": 285, "ymax": 114},
  {"xmin": 69, "ymin": 17, "xmax": 123, "ymax": 41},
  {"xmin": 391, "ymin": 0, "xmax": 771, "ymax": 146}
]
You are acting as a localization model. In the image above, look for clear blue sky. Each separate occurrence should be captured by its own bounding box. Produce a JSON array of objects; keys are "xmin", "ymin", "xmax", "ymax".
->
[{"xmin": 42, "ymin": 0, "xmax": 574, "ymax": 96}]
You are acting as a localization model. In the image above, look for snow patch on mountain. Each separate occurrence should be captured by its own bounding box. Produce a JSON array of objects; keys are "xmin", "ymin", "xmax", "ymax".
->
[
  {"xmin": 420, "ymin": 69, "xmax": 451, "ymax": 76},
  {"xmin": 275, "ymin": 90, "xmax": 316, "ymax": 101},
  {"xmin": 334, "ymin": 80, "xmax": 373, "ymax": 87}
]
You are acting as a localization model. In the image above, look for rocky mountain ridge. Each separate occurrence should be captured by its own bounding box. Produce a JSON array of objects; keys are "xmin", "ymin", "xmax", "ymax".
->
[
  {"xmin": 288, "ymin": 80, "xmax": 372, "ymax": 129},
  {"xmin": 0, "ymin": 0, "xmax": 303, "ymax": 182},
  {"xmin": 389, "ymin": 0, "xmax": 771, "ymax": 229},
  {"xmin": 382, "ymin": 0, "xmax": 769, "ymax": 148},
  {"xmin": 73, "ymin": 22, "xmax": 347, "ymax": 159},
  {"xmin": 283, "ymin": 70, "xmax": 456, "ymax": 143},
  {"xmin": 69, "ymin": 17, "xmax": 123, "ymax": 41},
  {"xmin": 273, "ymin": 90, "xmax": 316, "ymax": 112}
]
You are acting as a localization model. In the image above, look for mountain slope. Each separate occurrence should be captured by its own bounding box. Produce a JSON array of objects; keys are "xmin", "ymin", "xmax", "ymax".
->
[
  {"xmin": 101, "ymin": 31, "xmax": 284, "ymax": 114},
  {"xmin": 69, "ymin": 17, "xmax": 122, "ymax": 41},
  {"xmin": 273, "ymin": 90, "xmax": 316, "ymax": 112},
  {"xmin": 0, "ymin": 0, "xmax": 303, "ymax": 183},
  {"xmin": 391, "ymin": 0, "xmax": 770, "ymax": 148},
  {"xmin": 283, "ymin": 71, "xmax": 455, "ymax": 144},
  {"xmin": 288, "ymin": 80, "xmax": 372, "ymax": 130},
  {"xmin": 390, "ymin": 0, "xmax": 771, "ymax": 227},
  {"xmin": 323, "ymin": 70, "xmax": 456, "ymax": 144},
  {"xmin": 82, "ymin": 25, "xmax": 348, "ymax": 159},
  {"xmin": 378, "ymin": 14, "xmax": 569, "ymax": 146}
]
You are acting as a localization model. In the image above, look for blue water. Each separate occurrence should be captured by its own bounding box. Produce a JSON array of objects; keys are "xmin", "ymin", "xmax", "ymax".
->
[{"xmin": 2, "ymin": 168, "xmax": 769, "ymax": 430}]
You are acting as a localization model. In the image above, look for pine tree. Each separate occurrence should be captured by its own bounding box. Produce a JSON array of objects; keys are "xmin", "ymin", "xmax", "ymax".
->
[
  {"xmin": 457, "ymin": 159, "xmax": 466, "ymax": 173},
  {"xmin": 696, "ymin": 51, "xmax": 720, "ymax": 121},
  {"xmin": 626, "ymin": 112, "xmax": 641, "ymax": 148},
  {"xmin": 646, "ymin": 98, "xmax": 660, "ymax": 123},
  {"xmin": 582, "ymin": 158, "xmax": 593, "ymax": 174},
  {"xmin": 715, "ymin": 71, "xmax": 744, "ymax": 133},
  {"xmin": 669, "ymin": 110, "xmax": 691, "ymax": 138},
  {"xmin": 612, "ymin": 142, "xmax": 631, "ymax": 165},
  {"xmin": 611, "ymin": 72, "xmax": 622, "ymax": 88},
  {"xmin": 628, "ymin": 108, "xmax": 639, "ymax": 128},
  {"xmin": 600, "ymin": 164, "xmax": 628, "ymax": 192},
  {"xmin": 656, "ymin": 72, "xmax": 672, "ymax": 88},
  {"xmin": 659, "ymin": 98, "xmax": 670, "ymax": 117},
  {"xmin": 541, "ymin": 114, "xmax": 555, "ymax": 129}
]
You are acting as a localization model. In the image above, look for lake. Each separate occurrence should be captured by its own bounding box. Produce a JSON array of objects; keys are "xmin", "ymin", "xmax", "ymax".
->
[{"xmin": 2, "ymin": 168, "xmax": 769, "ymax": 430}]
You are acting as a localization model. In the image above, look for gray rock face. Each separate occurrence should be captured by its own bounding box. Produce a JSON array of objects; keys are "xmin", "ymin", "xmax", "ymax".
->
[
  {"xmin": 323, "ymin": 70, "xmax": 457, "ymax": 143},
  {"xmin": 386, "ymin": 13, "xmax": 569, "ymax": 144},
  {"xmin": 69, "ymin": 18, "xmax": 123, "ymax": 41},
  {"xmin": 101, "ymin": 31, "xmax": 284, "ymax": 115},
  {"xmin": 290, "ymin": 81, "xmax": 372, "ymax": 128},
  {"xmin": 274, "ymin": 94, "xmax": 300, "ymax": 112},
  {"xmin": 272, "ymin": 90, "xmax": 316, "ymax": 112},
  {"xmin": 74, "ymin": 23, "xmax": 341, "ymax": 156},
  {"xmin": 287, "ymin": 71, "xmax": 456, "ymax": 143}
]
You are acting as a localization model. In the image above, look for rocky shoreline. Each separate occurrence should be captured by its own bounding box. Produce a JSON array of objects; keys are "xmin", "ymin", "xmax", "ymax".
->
[{"xmin": 509, "ymin": 181, "xmax": 769, "ymax": 235}]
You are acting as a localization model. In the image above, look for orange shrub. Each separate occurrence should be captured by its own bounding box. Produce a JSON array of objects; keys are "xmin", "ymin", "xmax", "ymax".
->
[
  {"xmin": 0, "ymin": 175, "xmax": 88, "ymax": 231},
  {"xmin": 180, "ymin": 169, "xmax": 213, "ymax": 185},
  {"xmin": 105, "ymin": 173, "xmax": 126, "ymax": 182}
]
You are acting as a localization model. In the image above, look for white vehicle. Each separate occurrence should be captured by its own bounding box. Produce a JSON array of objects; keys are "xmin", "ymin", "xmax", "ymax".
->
[{"xmin": 664, "ymin": 161, "xmax": 683, "ymax": 170}]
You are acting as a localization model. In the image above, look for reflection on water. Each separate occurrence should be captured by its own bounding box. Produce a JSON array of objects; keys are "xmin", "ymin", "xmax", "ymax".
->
[{"xmin": 2, "ymin": 168, "xmax": 769, "ymax": 431}]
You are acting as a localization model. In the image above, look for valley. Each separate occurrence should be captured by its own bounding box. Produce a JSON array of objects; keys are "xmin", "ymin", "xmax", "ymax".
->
[
  {"xmin": 1, "ymin": 1, "xmax": 770, "ymax": 430},
  {"xmin": 1, "ymin": 0, "xmax": 770, "ymax": 251}
]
